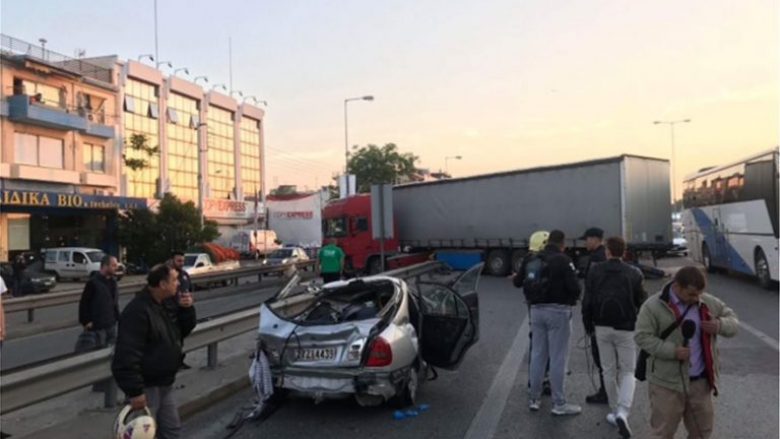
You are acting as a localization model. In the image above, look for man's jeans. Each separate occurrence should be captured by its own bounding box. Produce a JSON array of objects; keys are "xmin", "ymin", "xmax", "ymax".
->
[
  {"xmin": 146, "ymin": 385, "xmax": 181, "ymax": 439},
  {"xmin": 595, "ymin": 325, "xmax": 636, "ymax": 416},
  {"xmin": 94, "ymin": 326, "xmax": 117, "ymax": 347},
  {"xmin": 529, "ymin": 304, "xmax": 573, "ymax": 406}
]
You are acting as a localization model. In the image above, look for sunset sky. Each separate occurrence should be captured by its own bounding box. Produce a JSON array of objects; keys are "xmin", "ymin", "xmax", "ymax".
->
[{"xmin": 2, "ymin": 0, "xmax": 777, "ymax": 198}]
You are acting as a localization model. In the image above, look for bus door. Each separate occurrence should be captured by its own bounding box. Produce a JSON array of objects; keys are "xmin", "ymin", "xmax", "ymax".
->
[{"xmin": 711, "ymin": 207, "xmax": 729, "ymax": 267}]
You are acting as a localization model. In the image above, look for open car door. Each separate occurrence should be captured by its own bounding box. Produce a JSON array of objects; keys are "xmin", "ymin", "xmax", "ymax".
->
[{"xmin": 416, "ymin": 263, "xmax": 483, "ymax": 370}]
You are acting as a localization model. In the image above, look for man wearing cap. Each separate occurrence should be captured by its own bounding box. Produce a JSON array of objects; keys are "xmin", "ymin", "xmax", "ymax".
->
[{"xmin": 581, "ymin": 227, "xmax": 609, "ymax": 405}]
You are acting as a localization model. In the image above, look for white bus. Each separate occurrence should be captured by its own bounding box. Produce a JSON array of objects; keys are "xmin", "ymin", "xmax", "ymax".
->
[{"xmin": 681, "ymin": 147, "xmax": 779, "ymax": 289}]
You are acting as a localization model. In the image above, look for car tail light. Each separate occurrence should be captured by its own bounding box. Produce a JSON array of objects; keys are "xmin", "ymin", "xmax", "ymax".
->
[{"xmin": 366, "ymin": 337, "xmax": 393, "ymax": 367}]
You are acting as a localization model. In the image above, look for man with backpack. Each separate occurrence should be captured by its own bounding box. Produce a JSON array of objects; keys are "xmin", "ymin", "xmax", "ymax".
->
[
  {"xmin": 583, "ymin": 236, "xmax": 647, "ymax": 437},
  {"xmin": 514, "ymin": 230, "xmax": 552, "ymax": 396},
  {"xmin": 526, "ymin": 230, "xmax": 582, "ymax": 415}
]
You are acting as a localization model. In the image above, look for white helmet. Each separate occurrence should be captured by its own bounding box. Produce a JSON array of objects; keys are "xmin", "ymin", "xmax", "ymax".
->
[{"xmin": 114, "ymin": 405, "xmax": 156, "ymax": 439}]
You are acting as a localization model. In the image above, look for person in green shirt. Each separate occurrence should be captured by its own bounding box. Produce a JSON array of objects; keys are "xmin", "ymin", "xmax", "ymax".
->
[{"xmin": 318, "ymin": 240, "xmax": 345, "ymax": 283}]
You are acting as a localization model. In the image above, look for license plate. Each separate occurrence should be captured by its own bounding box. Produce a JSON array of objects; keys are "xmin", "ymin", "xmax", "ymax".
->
[{"xmin": 296, "ymin": 347, "xmax": 337, "ymax": 361}]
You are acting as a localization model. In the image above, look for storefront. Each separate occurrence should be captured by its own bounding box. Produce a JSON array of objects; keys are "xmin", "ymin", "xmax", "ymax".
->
[{"xmin": 0, "ymin": 188, "xmax": 146, "ymax": 261}]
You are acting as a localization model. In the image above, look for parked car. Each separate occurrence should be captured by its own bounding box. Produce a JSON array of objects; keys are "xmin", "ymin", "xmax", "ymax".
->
[
  {"xmin": 0, "ymin": 263, "xmax": 57, "ymax": 295},
  {"xmin": 262, "ymin": 247, "xmax": 310, "ymax": 267},
  {"xmin": 256, "ymin": 263, "xmax": 482, "ymax": 408},
  {"xmin": 182, "ymin": 253, "xmax": 241, "ymax": 276},
  {"xmin": 43, "ymin": 247, "xmax": 124, "ymax": 281}
]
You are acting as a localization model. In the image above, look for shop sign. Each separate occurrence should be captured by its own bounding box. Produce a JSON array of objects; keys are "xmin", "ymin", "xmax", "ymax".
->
[
  {"xmin": 203, "ymin": 198, "xmax": 251, "ymax": 219},
  {"xmin": 0, "ymin": 190, "xmax": 147, "ymax": 210}
]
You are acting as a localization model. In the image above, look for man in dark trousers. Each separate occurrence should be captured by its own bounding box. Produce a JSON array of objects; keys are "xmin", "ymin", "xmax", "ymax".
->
[
  {"xmin": 171, "ymin": 251, "xmax": 193, "ymax": 369},
  {"xmin": 580, "ymin": 227, "xmax": 609, "ymax": 404},
  {"xmin": 527, "ymin": 230, "xmax": 582, "ymax": 415},
  {"xmin": 112, "ymin": 263, "xmax": 196, "ymax": 439},
  {"xmin": 79, "ymin": 255, "xmax": 120, "ymax": 347},
  {"xmin": 583, "ymin": 236, "xmax": 648, "ymax": 438}
]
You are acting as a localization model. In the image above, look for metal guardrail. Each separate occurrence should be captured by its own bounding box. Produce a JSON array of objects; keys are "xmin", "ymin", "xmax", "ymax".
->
[
  {"xmin": 0, "ymin": 261, "xmax": 442, "ymax": 415},
  {"xmin": 4, "ymin": 261, "xmax": 316, "ymax": 322}
]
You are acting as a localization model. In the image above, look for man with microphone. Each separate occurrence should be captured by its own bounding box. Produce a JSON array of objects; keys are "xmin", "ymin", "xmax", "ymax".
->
[{"xmin": 635, "ymin": 266, "xmax": 738, "ymax": 439}]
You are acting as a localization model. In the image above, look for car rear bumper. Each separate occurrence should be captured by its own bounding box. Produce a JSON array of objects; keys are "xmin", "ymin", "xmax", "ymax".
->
[{"xmin": 272, "ymin": 366, "xmax": 407, "ymax": 400}]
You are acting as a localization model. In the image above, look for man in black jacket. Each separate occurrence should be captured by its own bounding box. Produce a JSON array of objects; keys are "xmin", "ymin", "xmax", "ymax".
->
[
  {"xmin": 582, "ymin": 236, "xmax": 647, "ymax": 438},
  {"xmin": 78, "ymin": 255, "xmax": 120, "ymax": 347},
  {"xmin": 112, "ymin": 263, "xmax": 196, "ymax": 439},
  {"xmin": 580, "ymin": 227, "xmax": 609, "ymax": 405},
  {"xmin": 528, "ymin": 230, "xmax": 582, "ymax": 416}
]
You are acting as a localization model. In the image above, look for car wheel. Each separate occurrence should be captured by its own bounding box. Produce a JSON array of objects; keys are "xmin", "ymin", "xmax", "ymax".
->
[
  {"xmin": 486, "ymin": 249, "xmax": 510, "ymax": 276},
  {"xmin": 394, "ymin": 365, "xmax": 419, "ymax": 408},
  {"xmin": 755, "ymin": 249, "xmax": 773, "ymax": 290},
  {"xmin": 702, "ymin": 243, "xmax": 715, "ymax": 273}
]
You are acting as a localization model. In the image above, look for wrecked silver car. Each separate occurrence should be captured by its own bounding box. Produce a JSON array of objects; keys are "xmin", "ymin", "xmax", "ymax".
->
[{"xmin": 256, "ymin": 263, "xmax": 483, "ymax": 408}]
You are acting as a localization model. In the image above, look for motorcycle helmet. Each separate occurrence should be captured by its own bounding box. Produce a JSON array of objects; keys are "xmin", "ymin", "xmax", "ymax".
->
[
  {"xmin": 114, "ymin": 405, "xmax": 156, "ymax": 439},
  {"xmin": 528, "ymin": 230, "xmax": 550, "ymax": 253}
]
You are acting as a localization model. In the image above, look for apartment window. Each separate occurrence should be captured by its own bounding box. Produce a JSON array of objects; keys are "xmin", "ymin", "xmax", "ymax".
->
[
  {"xmin": 14, "ymin": 133, "xmax": 64, "ymax": 169},
  {"xmin": 167, "ymin": 93, "xmax": 199, "ymax": 201},
  {"xmin": 240, "ymin": 117, "xmax": 262, "ymax": 199},
  {"xmin": 14, "ymin": 78, "xmax": 62, "ymax": 108},
  {"xmin": 84, "ymin": 143, "xmax": 106, "ymax": 173},
  {"xmin": 124, "ymin": 79, "xmax": 160, "ymax": 198},
  {"xmin": 207, "ymin": 106, "xmax": 236, "ymax": 199}
]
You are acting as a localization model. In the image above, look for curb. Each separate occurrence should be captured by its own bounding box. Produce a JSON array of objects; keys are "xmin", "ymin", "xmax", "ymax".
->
[{"xmin": 180, "ymin": 374, "xmax": 251, "ymax": 420}]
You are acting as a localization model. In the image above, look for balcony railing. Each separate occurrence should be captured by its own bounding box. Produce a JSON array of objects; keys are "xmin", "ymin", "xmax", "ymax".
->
[
  {"xmin": 1, "ymin": 34, "xmax": 113, "ymax": 84},
  {"xmin": 6, "ymin": 94, "xmax": 116, "ymax": 138}
]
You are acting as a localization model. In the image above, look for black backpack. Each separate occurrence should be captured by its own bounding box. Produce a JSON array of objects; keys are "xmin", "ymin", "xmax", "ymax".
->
[
  {"xmin": 522, "ymin": 254, "xmax": 550, "ymax": 304},
  {"xmin": 592, "ymin": 269, "xmax": 635, "ymax": 326}
]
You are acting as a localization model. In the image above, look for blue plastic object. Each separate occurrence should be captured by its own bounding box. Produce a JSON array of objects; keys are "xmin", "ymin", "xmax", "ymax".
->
[
  {"xmin": 393, "ymin": 410, "xmax": 406, "ymax": 420},
  {"xmin": 418, "ymin": 404, "xmax": 430, "ymax": 412},
  {"xmin": 405, "ymin": 409, "xmax": 419, "ymax": 417}
]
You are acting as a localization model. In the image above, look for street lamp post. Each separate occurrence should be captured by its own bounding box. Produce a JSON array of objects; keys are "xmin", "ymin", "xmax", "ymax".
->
[
  {"xmin": 195, "ymin": 122, "xmax": 208, "ymax": 228},
  {"xmin": 344, "ymin": 95, "xmax": 374, "ymax": 175},
  {"xmin": 445, "ymin": 155, "xmax": 462, "ymax": 176},
  {"xmin": 653, "ymin": 119, "xmax": 691, "ymax": 209}
]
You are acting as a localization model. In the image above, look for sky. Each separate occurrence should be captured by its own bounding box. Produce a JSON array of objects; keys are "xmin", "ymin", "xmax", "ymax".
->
[{"xmin": 1, "ymin": 0, "xmax": 777, "ymax": 198}]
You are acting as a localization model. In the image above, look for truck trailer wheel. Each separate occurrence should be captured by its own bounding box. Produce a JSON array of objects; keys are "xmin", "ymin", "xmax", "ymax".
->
[
  {"xmin": 486, "ymin": 250, "xmax": 510, "ymax": 276},
  {"xmin": 511, "ymin": 250, "xmax": 527, "ymax": 274}
]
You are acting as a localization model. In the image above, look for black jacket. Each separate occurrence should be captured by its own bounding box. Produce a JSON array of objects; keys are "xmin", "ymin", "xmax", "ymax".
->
[
  {"xmin": 112, "ymin": 288, "xmax": 197, "ymax": 397},
  {"xmin": 78, "ymin": 273, "xmax": 119, "ymax": 330},
  {"xmin": 584, "ymin": 245, "xmax": 607, "ymax": 277},
  {"xmin": 534, "ymin": 244, "xmax": 581, "ymax": 306},
  {"xmin": 582, "ymin": 258, "xmax": 647, "ymax": 332}
]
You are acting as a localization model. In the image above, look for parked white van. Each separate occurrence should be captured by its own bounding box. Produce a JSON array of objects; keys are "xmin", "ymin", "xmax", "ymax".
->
[{"xmin": 43, "ymin": 247, "xmax": 123, "ymax": 281}]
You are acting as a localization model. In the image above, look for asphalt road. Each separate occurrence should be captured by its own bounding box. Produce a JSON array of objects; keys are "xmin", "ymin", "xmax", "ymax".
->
[
  {"xmin": 0, "ymin": 274, "xmax": 299, "ymax": 371},
  {"xmin": 182, "ymin": 258, "xmax": 779, "ymax": 439}
]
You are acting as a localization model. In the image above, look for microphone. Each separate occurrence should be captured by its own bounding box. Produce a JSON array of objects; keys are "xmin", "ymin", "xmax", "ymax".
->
[{"xmin": 681, "ymin": 319, "xmax": 696, "ymax": 347}]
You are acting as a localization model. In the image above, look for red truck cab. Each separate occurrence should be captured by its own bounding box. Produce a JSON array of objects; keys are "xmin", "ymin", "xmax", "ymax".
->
[{"xmin": 322, "ymin": 194, "xmax": 400, "ymax": 274}]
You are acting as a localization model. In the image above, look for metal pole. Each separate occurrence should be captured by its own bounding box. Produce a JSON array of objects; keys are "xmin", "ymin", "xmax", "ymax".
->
[
  {"xmin": 344, "ymin": 99, "xmax": 349, "ymax": 175},
  {"xmin": 379, "ymin": 186, "xmax": 385, "ymax": 272},
  {"xmin": 228, "ymin": 37, "xmax": 233, "ymax": 94},
  {"xmin": 197, "ymin": 124, "xmax": 205, "ymax": 228},
  {"xmin": 153, "ymin": 0, "xmax": 159, "ymax": 65},
  {"xmin": 207, "ymin": 343, "xmax": 218, "ymax": 368},
  {"xmin": 103, "ymin": 380, "xmax": 117, "ymax": 408},
  {"xmin": 670, "ymin": 123, "xmax": 677, "ymax": 210}
]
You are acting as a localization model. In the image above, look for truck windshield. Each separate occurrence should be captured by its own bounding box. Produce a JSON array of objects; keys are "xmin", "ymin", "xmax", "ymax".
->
[
  {"xmin": 184, "ymin": 255, "xmax": 198, "ymax": 266},
  {"xmin": 86, "ymin": 251, "xmax": 105, "ymax": 263},
  {"xmin": 324, "ymin": 217, "xmax": 347, "ymax": 237}
]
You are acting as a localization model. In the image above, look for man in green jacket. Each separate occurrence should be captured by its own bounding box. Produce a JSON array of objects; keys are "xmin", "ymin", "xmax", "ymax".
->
[
  {"xmin": 318, "ymin": 239, "xmax": 345, "ymax": 283},
  {"xmin": 635, "ymin": 266, "xmax": 738, "ymax": 439}
]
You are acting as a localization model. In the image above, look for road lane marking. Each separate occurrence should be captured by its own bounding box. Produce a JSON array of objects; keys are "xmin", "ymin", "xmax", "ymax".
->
[
  {"xmin": 463, "ymin": 315, "xmax": 530, "ymax": 439},
  {"xmin": 739, "ymin": 321, "xmax": 779, "ymax": 351}
]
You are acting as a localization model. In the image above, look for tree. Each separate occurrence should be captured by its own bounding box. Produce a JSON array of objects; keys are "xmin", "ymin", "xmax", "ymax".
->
[
  {"xmin": 347, "ymin": 143, "xmax": 418, "ymax": 193},
  {"xmin": 123, "ymin": 133, "xmax": 159, "ymax": 171},
  {"xmin": 118, "ymin": 193, "xmax": 219, "ymax": 266}
]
